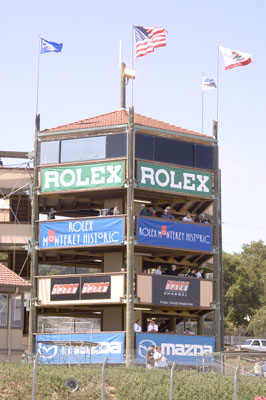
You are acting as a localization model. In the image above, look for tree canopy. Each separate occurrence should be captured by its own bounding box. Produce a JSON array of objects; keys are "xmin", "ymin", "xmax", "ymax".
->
[{"xmin": 223, "ymin": 240, "xmax": 266, "ymax": 336}]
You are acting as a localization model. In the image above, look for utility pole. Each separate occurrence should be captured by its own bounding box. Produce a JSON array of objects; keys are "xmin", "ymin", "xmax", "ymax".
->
[
  {"xmin": 126, "ymin": 105, "xmax": 135, "ymax": 367},
  {"xmin": 213, "ymin": 119, "xmax": 224, "ymax": 351},
  {"xmin": 28, "ymin": 114, "xmax": 40, "ymax": 354}
]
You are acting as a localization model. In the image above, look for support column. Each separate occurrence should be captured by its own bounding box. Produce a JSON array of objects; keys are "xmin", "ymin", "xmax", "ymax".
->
[
  {"xmin": 197, "ymin": 315, "xmax": 205, "ymax": 336},
  {"xmin": 213, "ymin": 120, "xmax": 224, "ymax": 351},
  {"xmin": 126, "ymin": 105, "xmax": 135, "ymax": 367},
  {"xmin": 169, "ymin": 316, "xmax": 176, "ymax": 333},
  {"xmin": 28, "ymin": 114, "xmax": 40, "ymax": 354}
]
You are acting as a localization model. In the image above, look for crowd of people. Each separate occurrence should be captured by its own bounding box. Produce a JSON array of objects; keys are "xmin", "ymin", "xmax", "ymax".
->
[
  {"xmin": 139, "ymin": 204, "xmax": 211, "ymax": 223},
  {"xmin": 47, "ymin": 202, "xmax": 211, "ymax": 224},
  {"xmin": 142, "ymin": 264, "xmax": 206, "ymax": 279},
  {"xmin": 134, "ymin": 318, "xmax": 196, "ymax": 335}
]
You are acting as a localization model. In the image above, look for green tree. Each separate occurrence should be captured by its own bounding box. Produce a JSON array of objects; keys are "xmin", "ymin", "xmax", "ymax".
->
[
  {"xmin": 247, "ymin": 305, "xmax": 266, "ymax": 337},
  {"xmin": 223, "ymin": 241, "xmax": 266, "ymax": 334}
]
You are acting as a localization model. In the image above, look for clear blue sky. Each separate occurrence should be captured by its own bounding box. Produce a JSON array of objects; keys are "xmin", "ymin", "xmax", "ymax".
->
[{"xmin": 1, "ymin": 0, "xmax": 265, "ymax": 253}]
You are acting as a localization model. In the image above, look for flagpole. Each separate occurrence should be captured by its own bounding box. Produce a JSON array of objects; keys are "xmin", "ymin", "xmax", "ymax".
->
[
  {"xmin": 131, "ymin": 22, "xmax": 134, "ymax": 106},
  {"xmin": 36, "ymin": 33, "xmax": 41, "ymax": 115},
  {"xmin": 201, "ymin": 73, "xmax": 204, "ymax": 133},
  {"xmin": 216, "ymin": 42, "xmax": 220, "ymax": 126}
]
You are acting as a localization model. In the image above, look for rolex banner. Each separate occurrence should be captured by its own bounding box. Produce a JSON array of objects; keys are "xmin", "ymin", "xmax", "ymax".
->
[
  {"xmin": 41, "ymin": 161, "xmax": 125, "ymax": 192},
  {"xmin": 137, "ymin": 161, "xmax": 212, "ymax": 197}
]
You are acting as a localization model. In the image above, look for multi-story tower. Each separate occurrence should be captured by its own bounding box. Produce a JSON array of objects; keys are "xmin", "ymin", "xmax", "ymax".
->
[{"xmin": 35, "ymin": 109, "xmax": 221, "ymax": 364}]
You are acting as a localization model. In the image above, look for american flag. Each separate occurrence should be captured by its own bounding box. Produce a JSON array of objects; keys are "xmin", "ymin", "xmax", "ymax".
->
[{"xmin": 133, "ymin": 26, "xmax": 167, "ymax": 58}]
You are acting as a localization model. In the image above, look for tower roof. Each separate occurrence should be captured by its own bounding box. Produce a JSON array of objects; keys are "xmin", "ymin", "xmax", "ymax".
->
[{"xmin": 41, "ymin": 109, "xmax": 210, "ymax": 138}]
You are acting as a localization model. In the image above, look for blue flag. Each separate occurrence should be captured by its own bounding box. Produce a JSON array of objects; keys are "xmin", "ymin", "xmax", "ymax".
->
[{"xmin": 40, "ymin": 38, "xmax": 63, "ymax": 54}]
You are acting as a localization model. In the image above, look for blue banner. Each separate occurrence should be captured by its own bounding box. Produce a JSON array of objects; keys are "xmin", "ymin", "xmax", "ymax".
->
[
  {"xmin": 136, "ymin": 333, "xmax": 215, "ymax": 365},
  {"xmin": 137, "ymin": 217, "xmax": 212, "ymax": 252},
  {"xmin": 36, "ymin": 332, "xmax": 125, "ymax": 364},
  {"xmin": 39, "ymin": 216, "xmax": 124, "ymax": 249}
]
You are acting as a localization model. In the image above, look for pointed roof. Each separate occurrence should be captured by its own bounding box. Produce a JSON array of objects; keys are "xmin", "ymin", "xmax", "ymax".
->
[
  {"xmin": 0, "ymin": 263, "xmax": 31, "ymax": 288},
  {"xmin": 41, "ymin": 109, "xmax": 210, "ymax": 138}
]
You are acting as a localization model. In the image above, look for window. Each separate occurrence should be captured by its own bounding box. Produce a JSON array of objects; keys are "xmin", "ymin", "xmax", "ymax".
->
[
  {"xmin": 195, "ymin": 144, "xmax": 213, "ymax": 170},
  {"xmin": 135, "ymin": 132, "xmax": 213, "ymax": 170},
  {"xmin": 252, "ymin": 340, "xmax": 260, "ymax": 346},
  {"xmin": 106, "ymin": 134, "xmax": 126, "ymax": 158},
  {"xmin": 11, "ymin": 295, "xmax": 22, "ymax": 328},
  {"xmin": 0, "ymin": 295, "xmax": 8, "ymax": 327},
  {"xmin": 61, "ymin": 136, "xmax": 106, "ymax": 163},
  {"xmin": 135, "ymin": 133, "xmax": 154, "ymax": 160},
  {"xmin": 154, "ymin": 137, "xmax": 194, "ymax": 166},
  {"xmin": 40, "ymin": 141, "xmax": 60, "ymax": 164}
]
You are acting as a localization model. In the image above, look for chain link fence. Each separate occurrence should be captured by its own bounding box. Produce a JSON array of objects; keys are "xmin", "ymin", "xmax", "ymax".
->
[{"xmin": 0, "ymin": 350, "xmax": 265, "ymax": 399}]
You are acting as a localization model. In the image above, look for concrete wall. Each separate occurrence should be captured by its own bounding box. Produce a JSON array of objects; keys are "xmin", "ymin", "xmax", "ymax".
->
[
  {"xmin": 102, "ymin": 307, "xmax": 123, "ymax": 331},
  {"xmin": 104, "ymin": 252, "xmax": 122, "ymax": 273},
  {"xmin": 0, "ymin": 328, "xmax": 24, "ymax": 351}
]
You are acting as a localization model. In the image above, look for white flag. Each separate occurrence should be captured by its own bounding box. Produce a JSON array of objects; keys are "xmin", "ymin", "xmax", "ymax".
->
[
  {"xmin": 202, "ymin": 76, "xmax": 217, "ymax": 91},
  {"xmin": 219, "ymin": 46, "xmax": 252, "ymax": 70}
]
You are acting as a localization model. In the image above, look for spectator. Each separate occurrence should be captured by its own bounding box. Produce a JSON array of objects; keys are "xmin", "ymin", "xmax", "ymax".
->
[
  {"xmin": 184, "ymin": 327, "xmax": 195, "ymax": 335},
  {"xmin": 196, "ymin": 268, "xmax": 206, "ymax": 279},
  {"xmin": 151, "ymin": 207, "xmax": 157, "ymax": 217},
  {"xmin": 113, "ymin": 203, "xmax": 121, "ymax": 215},
  {"xmin": 183, "ymin": 212, "xmax": 193, "ymax": 222},
  {"xmin": 139, "ymin": 204, "xmax": 150, "ymax": 216},
  {"xmin": 120, "ymin": 264, "xmax": 126, "ymax": 272},
  {"xmin": 142, "ymin": 268, "xmax": 148, "ymax": 274},
  {"xmin": 186, "ymin": 268, "xmax": 197, "ymax": 278},
  {"xmin": 146, "ymin": 345, "xmax": 155, "ymax": 369},
  {"xmin": 107, "ymin": 207, "xmax": 114, "ymax": 215},
  {"xmin": 167, "ymin": 264, "xmax": 178, "ymax": 276},
  {"xmin": 154, "ymin": 265, "xmax": 162, "ymax": 275},
  {"xmin": 161, "ymin": 206, "xmax": 174, "ymax": 220},
  {"xmin": 196, "ymin": 269, "xmax": 202, "ymax": 279},
  {"xmin": 147, "ymin": 320, "xmax": 158, "ymax": 333},
  {"xmin": 48, "ymin": 207, "xmax": 56, "ymax": 219},
  {"xmin": 254, "ymin": 362, "xmax": 261, "ymax": 377},
  {"xmin": 134, "ymin": 319, "xmax": 141, "ymax": 333},
  {"xmin": 153, "ymin": 346, "xmax": 168, "ymax": 369}
]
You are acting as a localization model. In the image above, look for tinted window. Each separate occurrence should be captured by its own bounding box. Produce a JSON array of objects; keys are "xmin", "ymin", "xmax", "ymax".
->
[
  {"xmin": 135, "ymin": 133, "xmax": 153, "ymax": 160},
  {"xmin": 195, "ymin": 144, "xmax": 213, "ymax": 170},
  {"xmin": 40, "ymin": 141, "xmax": 60, "ymax": 164},
  {"xmin": 106, "ymin": 134, "xmax": 126, "ymax": 158},
  {"xmin": 154, "ymin": 137, "xmax": 194, "ymax": 166},
  {"xmin": 261, "ymin": 341, "xmax": 266, "ymax": 347},
  {"xmin": 61, "ymin": 136, "xmax": 106, "ymax": 163}
]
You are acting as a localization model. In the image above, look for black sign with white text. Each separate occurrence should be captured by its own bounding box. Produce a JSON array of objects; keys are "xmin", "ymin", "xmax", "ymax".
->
[
  {"xmin": 152, "ymin": 275, "xmax": 200, "ymax": 307},
  {"xmin": 51, "ymin": 277, "xmax": 80, "ymax": 301},
  {"xmin": 81, "ymin": 276, "xmax": 111, "ymax": 300}
]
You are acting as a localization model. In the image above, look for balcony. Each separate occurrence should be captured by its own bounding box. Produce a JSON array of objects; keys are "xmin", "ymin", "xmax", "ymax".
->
[{"xmin": 37, "ymin": 272, "xmax": 213, "ymax": 311}]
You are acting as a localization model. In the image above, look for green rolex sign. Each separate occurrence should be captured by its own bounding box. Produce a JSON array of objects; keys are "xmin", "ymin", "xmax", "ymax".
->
[
  {"xmin": 137, "ymin": 161, "xmax": 212, "ymax": 197},
  {"xmin": 41, "ymin": 161, "xmax": 125, "ymax": 192}
]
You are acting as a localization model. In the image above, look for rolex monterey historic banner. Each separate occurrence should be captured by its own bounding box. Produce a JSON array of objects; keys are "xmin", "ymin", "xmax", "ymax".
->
[
  {"xmin": 39, "ymin": 216, "xmax": 124, "ymax": 249},
  {"xmin": 137, "ymin": 217, "xmax": 212, "ymax": 252}
]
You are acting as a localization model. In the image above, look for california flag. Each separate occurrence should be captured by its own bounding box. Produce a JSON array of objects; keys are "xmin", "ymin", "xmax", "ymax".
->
[{"xmin": 219, "ymin": 46, "xmax": 252, "ymax": 70}]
